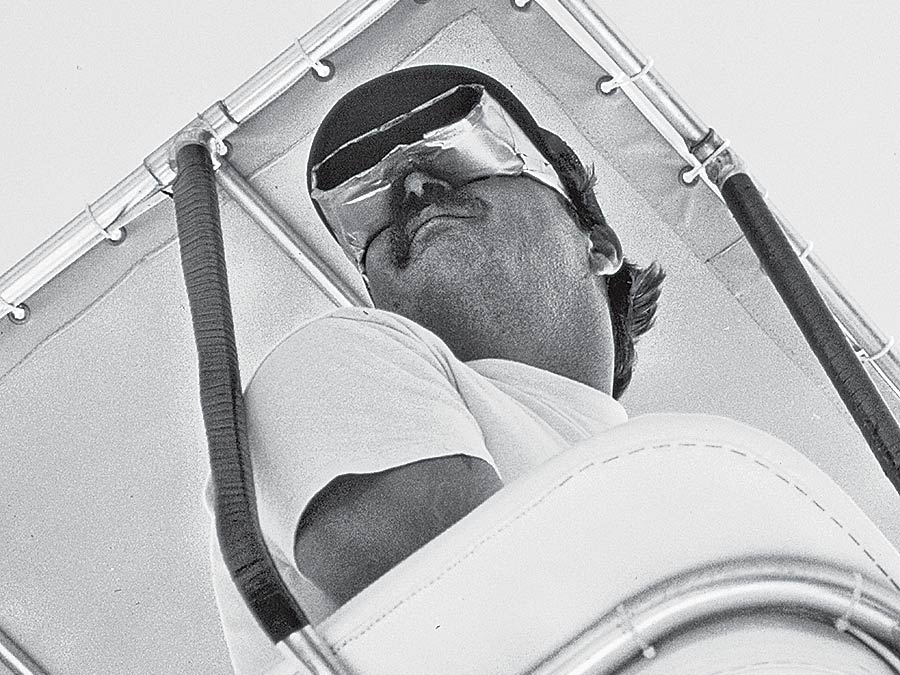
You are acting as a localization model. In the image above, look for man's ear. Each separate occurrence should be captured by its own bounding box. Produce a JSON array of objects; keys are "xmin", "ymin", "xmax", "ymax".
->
[{"xmin": 588, "ymin": 239, "xmax": 623, "ymax": 276}]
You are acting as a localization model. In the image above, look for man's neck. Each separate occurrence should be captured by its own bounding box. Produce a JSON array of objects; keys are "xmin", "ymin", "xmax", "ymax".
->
[{"xmin": 425, "ymin": 298, "xmax": 615, "ymax": 396}]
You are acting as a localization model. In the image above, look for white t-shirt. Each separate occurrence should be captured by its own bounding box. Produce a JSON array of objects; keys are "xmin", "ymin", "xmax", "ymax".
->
[{"xmin": 205, "ymin": 307, "xmax": 628, "ymax": 674}]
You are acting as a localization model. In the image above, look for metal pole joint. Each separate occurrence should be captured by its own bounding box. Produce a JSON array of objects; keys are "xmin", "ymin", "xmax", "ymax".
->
[
  {"xmin": 168, "ymin": 116, "xmax": 228, "ymax": 173},
  {"xmin": 689, "ymin": 127, "xmax": 760, "ymax": 192}
]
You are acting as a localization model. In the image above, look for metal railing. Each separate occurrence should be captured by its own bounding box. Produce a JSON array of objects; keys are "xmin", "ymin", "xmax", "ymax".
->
[
  {"xmin": 533, "ymin": 558, "xmax": 900, "ymax": 674},
  {"xmin": 0, "ymin": 0, "xmax": 399, "ymax": 326},
  {"xmin": 2, "ymin": 0, "xmax": 896, "ymax": 410},
  {"xmin": 538, "ymin": 0, "xmax": 900, "ymax": 405}
]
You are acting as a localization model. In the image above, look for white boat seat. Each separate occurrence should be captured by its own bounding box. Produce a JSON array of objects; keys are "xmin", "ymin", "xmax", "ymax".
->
[{"xmin": 314, "ymin": 413, "xmax": 900, "ymax": 674}]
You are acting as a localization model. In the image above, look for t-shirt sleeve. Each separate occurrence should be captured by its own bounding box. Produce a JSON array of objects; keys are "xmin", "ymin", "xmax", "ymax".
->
[{"xmin": 246, "ymin": 308, "xmax": 498, "ymax": 564}]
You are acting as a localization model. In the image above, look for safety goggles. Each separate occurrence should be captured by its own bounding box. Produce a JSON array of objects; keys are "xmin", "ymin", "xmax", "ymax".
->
[{"xmin": 309, "ymin": 83, "xmax": 571, "ymax": 273}]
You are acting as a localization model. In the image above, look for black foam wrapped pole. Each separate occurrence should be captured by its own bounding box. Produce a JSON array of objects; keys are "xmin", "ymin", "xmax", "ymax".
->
[
  {"xmin": 173, "ymin": 142, "xmax": 308, "ymax": 641},
  {"xmin": 721, "ymin": 172, "xmax": 900, "ymax": 498}
]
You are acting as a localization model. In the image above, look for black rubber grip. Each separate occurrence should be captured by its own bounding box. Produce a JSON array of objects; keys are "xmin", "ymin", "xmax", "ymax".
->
[
  {"xmin": 721, "ymin": 172, "xmax": 900, "ymax": 496},
  {"xmin": 173, "ymin": 143, "xmax": 308, "ymax": 641}
]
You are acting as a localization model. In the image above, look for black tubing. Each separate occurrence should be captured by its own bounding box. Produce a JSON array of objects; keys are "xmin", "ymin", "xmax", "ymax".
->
[
  {"xmin": 721, "ymin": 172, "xmax": 900, "ymax": 497},
  {"xmin": 173, "ymin": 143, "xmax": 308, "ymax": 641}
]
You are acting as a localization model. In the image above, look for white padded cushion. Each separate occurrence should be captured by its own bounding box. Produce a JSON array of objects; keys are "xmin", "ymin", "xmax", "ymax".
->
[{"xmin": 315, "ymin": 414, "xmax": 900, "ymax": 673}]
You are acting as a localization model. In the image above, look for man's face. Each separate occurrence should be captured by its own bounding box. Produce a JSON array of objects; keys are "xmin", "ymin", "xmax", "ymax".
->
[{"xmin": 362, "ymin": 169, "xmax": 610, "ymax": 363}]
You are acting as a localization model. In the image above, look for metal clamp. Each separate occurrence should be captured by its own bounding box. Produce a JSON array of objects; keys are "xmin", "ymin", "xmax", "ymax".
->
[
  {"xmin": 597, "ymin": 58, "xmax": 654, "ymax": 95},
  {"xmin": 295, "ymin": 39, "xmax": 334, "ymax": 81},
  {"xmin": 196, "ymin": 112, "xmax": 229, "ymax": 159},
  {"xmin": 143, "ymin": 157, "xmax": 172, "ymax": 194},
  {"xmin": 85, "ymin": 202, "xmax": 126, "ymax": 245},
  {"xmin": 834, "ymin": 571, "xmax": 864, "ymax": 632},
  {"xmin": 2, "ymin": 296, "xmax": 30, "ymax": 324},
  {"xmin": 167, "ymin": 112, "xmax": 228, "ymax": 171},
  {"xmin": 681, "ymin": 138, "xmax": 731, "ymax": 186}
]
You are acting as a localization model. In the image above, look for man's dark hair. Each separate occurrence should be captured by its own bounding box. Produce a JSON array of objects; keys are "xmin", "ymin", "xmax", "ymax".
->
[
  {"xmin": 607, "ymin": 259, "xmax": 665, "ymax": 399},
  {"xmin": 538, "ymin": 128, "xmax": 665, "ymax": 400},
  {"xmin": 308, "ymin": 65, "xmax": 665, "ymax": 400}
]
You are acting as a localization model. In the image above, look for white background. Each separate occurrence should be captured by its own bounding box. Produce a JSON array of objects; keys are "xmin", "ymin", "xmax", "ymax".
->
[{"xmin": 2, "ymin": 0, "xmax": 897, "ymax": 343}]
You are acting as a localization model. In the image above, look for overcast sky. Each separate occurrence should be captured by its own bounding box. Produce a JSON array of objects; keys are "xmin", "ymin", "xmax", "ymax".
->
[{"xmin": 2, "ymin": 1, "xmax": 898, "ymax": 346}]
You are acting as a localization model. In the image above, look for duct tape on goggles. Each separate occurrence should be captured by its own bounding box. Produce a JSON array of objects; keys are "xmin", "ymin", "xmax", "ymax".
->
[{"xmin": 310, "ymin": 83, "xmax": 570, "ymax": 273}]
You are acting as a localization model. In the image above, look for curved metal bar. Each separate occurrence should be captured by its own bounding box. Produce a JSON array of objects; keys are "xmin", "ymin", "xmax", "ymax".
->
[
  {"xmin": 0, "ymin": 625, "xmax": 50, "ymax": 675},
  {"xmin": 0, "ymin": 0, "xmax": 401, "ymax": 325},
  {"xmin": 281, "ymin": 626, "xmax": 345, "ymax": 675},
  {"xmin": 533, "ymin": 558, "xmax": 900, "ymax": 675},
  {"xmin": 538, "ymin": 0, "xmax": 900, "ymax": 405},
  {"xmin": 720, "ymin": 173, "xmax": 900, "ymax": 495},
  {"xmin": 215, "ymin": 158, "xmax": 369, "ymax": 309}
]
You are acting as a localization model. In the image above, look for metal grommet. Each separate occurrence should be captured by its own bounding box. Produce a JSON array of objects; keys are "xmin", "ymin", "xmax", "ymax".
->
[
  {"xmin": 596, "ymin": 75, "xmax": 616, "ymax": 96},
  {"xmin": 679, "ymin": 165, "xmax": 700, "ymax": 187},
  {"xmin": 312, "ymin": 58, "xmax": 335, "ymax": 82},
  {"xmin": 510, "ymin": 0, "xmax": 532, "ymax": 10},
  {"xmin": 107, "ymin": 225, "xmax": 127, "ymax": 246},
  {"xmin": 86, "ymin": 202, "xmax": 127, "ymax": 245},
  {"xmin": 6, "ymin": 302, "xmax": 30, "ymax": 325},
  {"xmin": 295, "ymin": 39, "xmax": 335, "ymax": 82}
]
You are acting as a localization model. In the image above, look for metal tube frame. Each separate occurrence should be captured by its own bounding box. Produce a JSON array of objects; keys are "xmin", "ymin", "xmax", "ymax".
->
[
  {"xmin": 0, "ymin": 625, "xmax": 50, "ymax": 675},
  {"xmin": 0, "ymin": 0, "xmax": 400, "ymax": 325},
  {"xmin": 3, "ymin": 0, "xmax": 895, "ymax": 409},
  {"xmin": 280, "ymin": 625, "xmax": 345, "ymax": 675},
  {"xmin": 537, "ymin": 0, "xmax": 900, "ymax": 404},
  {"xmin": 533, "ymin": 557, "xmax": 900, "ymax": 675},
  {"xmin": 4, "ymin": 2, "xmax": 898, "ymax": 672},
  {"xmin": 215, "ymin": 157, "xmax": 369, "ymax": 309}
]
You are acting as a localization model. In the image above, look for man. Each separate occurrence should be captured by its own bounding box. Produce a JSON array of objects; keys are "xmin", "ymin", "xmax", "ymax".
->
[{"xmin": 210, "ymin": 64, "xmax": 664, "ymax": 671}]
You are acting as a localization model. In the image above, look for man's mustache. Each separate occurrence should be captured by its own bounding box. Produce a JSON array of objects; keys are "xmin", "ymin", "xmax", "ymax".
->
[{"xmin": 389, "ymin": 185, "xmax": 490, "ymax": 268}]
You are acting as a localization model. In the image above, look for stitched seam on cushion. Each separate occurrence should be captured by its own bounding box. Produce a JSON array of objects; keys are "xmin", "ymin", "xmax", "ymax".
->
[{"xmin": 333, "ymin": 442, "xmax": 900, "ymax": 651}]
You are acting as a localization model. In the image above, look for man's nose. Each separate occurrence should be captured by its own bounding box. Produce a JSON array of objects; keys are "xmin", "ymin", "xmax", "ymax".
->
[{"xmin": 403, "ymin": 170, "xmax": 452, "ymax": 203}]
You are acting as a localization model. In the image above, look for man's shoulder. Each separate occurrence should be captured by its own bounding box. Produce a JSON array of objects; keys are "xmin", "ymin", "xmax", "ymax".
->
[
  {"xmin": 300, "ymin": 306, "xmax": 425, "ymax": 339},
  {"xmin": 278, "ymin": 306, "xmax": 443, "ymax": 357},
  {"xmin": 247, "ymin": 307, "xmax": 456, "ymax": 392}
]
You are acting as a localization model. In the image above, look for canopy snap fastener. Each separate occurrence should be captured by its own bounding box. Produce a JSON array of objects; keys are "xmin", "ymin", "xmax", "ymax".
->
[
  {"xmin": 295, "ymin": 40, "xmax": 334, "ymax": 81},
  {"xmin": 85, "ymin": 203, "xmax": 126, "ymax": 245},
  {"xmin": 681, "ymin": 138, "xmax": 731, "ymax": 186},
  {"xmin": 2, "ymin": 296, "xmax": 30, "ymax": 324},
  {"xmin": 597, "ymin": 58, "xmax": 654, "ymax": 96}
]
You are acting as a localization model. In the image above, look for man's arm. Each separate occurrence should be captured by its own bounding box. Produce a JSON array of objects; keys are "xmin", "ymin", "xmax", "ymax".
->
[{"xmin": 294, "ymin": 454, "xmax": 503, "ymax": 605}]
